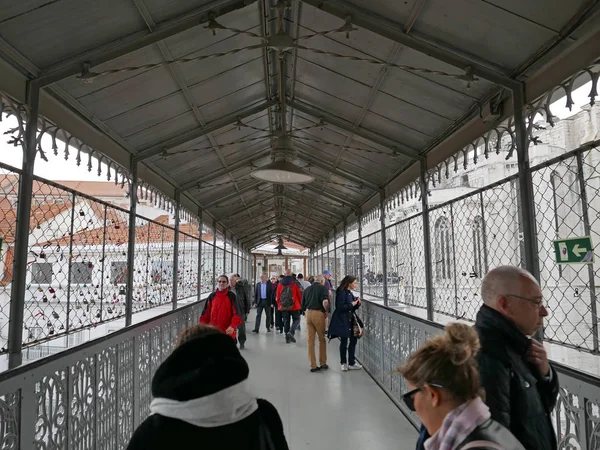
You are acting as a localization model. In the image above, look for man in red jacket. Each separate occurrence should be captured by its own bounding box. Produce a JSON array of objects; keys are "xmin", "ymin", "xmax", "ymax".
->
[
  {"xmin": 276, "ymin": 269, "xmax": 302, "ymax": 344},
  {"xmin": 200, "ymin": 275, "xmax": 242, "ymax": 342}
]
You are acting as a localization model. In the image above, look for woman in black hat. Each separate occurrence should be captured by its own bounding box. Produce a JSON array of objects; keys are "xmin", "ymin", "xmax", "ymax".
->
[{"xmin": 127, "ymin": 324, "xmax": 289, "ymax": 450}]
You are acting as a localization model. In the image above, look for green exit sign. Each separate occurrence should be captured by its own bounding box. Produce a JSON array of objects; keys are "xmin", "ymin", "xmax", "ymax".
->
[{"xmin": 553, "ymin": 236, "xmax": 594, "ymax": 264}]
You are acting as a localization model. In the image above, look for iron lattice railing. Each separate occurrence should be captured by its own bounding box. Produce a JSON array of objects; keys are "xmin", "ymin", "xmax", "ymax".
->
[
  {"xmin": 0, "ymin": 301, "xmax": 204, "ymax": 449},
  {"xmin": 356, "ymin": 300, "xmax": 600, "ymax": 450}
]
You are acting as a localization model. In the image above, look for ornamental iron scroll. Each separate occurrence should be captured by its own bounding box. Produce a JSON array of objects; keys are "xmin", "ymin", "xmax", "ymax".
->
[
  {"xmin": 0, "ymin": 92, "xmax": 131, "ymax": 187},
  {"xmin": 0, "ymin": 301, "xmax": 205, "ymax": 450}
]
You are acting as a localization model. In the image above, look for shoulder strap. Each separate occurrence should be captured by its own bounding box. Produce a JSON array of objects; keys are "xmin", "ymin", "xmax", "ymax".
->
[{"xmin": 461, "ymin": 441, "xmax": 504, "ymax": 450}]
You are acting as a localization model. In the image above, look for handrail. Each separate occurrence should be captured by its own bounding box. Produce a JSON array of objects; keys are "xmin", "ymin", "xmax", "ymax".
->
[
  {"xmin": 0, "ymin": 300, "xmax": 202, "ymax": 383},
  {"xmin": 357, "ymin": 299, "xmax": 600, "ymax": 448},
  {"xmin": 0, "ymin": 300, "xmax": 205, "ymax": 448}
]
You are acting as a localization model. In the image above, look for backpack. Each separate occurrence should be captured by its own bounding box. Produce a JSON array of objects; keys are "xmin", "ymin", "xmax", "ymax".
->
[{"xmin": 280, "ymin": 285, "xmax": 295, "ymax": 310}]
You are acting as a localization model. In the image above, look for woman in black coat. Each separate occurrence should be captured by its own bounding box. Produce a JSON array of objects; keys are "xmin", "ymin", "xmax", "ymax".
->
[
  {"xmin": 327, "ymin": 275, "xmax": 362, "ymax": 372},
  {"xmin": 127, "ymin": 324, "xmax": 289, "ymax": 450}
]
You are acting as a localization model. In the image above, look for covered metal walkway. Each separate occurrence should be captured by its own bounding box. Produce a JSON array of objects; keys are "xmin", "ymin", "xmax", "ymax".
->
[{"xmin": 1, "ymin": 0, "xmax": 600, "ymax": 448}]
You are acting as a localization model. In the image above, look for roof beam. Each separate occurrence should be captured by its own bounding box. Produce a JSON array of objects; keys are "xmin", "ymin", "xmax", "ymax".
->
[
  {"xmin": 295, "ymin": 147, "xmax": 379, "ymax": 190},
  {"xmin": 216, "ymin": 197, "xmax": 271, "ymax": 221},
  {"xmin": 181, "ymin": 149, "xmax": 270, "ymax": 191},
  {"xmin": 136, "ymin": 100, "xmax": 276, "ymax": 161},
  {"xmin": 203, "ymin": 181, "xmax": 266, "ymax": 208},
  {"xmin": 285, "ymin": 192, "xmax": 344, "ymax": 219},
  {"xmin": 239, "ymin": 224, "xmax": 277, "ymax": 242},
  {"xmin": 300, "ymin": 0, "xmax": 519, "ymax": 89},
  {"xmin": 289, "ymin": 99, "xmax": 421, "ymax": 160},
  {"xmin": 35, "ymin": 0, "xmax": 254, "ymax": 86},
  {"xmin": 300, "ymin": 183, "xmax": 357, "ymax": 208}
]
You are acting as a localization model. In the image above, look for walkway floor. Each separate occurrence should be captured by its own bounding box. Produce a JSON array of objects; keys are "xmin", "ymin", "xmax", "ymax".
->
[{"xmin": 242, "ymin": 310, "xmax": 417, "ymax": 449}]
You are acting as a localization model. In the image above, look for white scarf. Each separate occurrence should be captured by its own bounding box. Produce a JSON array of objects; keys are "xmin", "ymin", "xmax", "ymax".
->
[{"xmin": 150, "ymin": 379, "xmax": 259, "ymax": 428}]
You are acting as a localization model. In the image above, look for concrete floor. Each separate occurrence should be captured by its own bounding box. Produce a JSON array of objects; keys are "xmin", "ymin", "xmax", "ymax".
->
[{"xmin": 242, "ymin": 311, "xmax": 417, "ymax": 449}]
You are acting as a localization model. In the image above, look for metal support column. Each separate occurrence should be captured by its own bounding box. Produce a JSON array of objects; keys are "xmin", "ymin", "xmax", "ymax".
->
[
  {"xmin": 513, "ymin": 86, "xmax": 542, "ymax": 340},
  {"xmin": 197, "ymin": 207, "xmax": 203, "ymax": 302},
  {"xmin": 125, "ymin": 157, "xmax": 138, "ymax": 326},
  {"xmin": 8, "ymin": 82, "xmax": 39, "ymax": 368},
  {"xmin": 357, "ymin": 211, "xmax": 364, "ymax": 301},
  {"xmin": 513, "ymin": 87, "xmax": 540, "ymax": 280},
  {"xmin": 380, "ymin": 191, "xmax": 389, "ymax": 307},
  {"xmin": 223, "ymin": 229, "xmax": 227, "ymax": 274},
  {"xmin": 172, "ymin": 191, "xmax": 181, "ymax": 309},
  {"xmin": 212, "ymin": 219, "xmax": 217, "ymax": 290},
  {"xmin": 576, "ymin": 152, "xmax": 599, "ymax": 352},
  {"xmin": 333, "ymin": 229, "xmax": 338, "ymax": 282},
  {"xmin": 343, "ymin": 220, "xmax": 348, "ymax": 274},
  {"xmin": 420, "ymin": 159, "xmax": 435, "ymax": 321}
]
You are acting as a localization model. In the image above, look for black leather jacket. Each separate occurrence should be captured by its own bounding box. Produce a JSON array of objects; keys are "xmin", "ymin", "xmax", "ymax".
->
[{"xmin": 474, "ymin": 305, "xmax": 559, "ymax": 450}]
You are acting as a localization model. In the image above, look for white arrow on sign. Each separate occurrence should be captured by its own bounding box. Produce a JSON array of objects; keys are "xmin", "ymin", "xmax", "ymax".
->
[{"xmin": 573, "ymin": 244, "xmax": 587, "ymax": 257}]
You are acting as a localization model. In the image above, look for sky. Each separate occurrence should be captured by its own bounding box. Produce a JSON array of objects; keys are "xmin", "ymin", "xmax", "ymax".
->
[{"xmin": 0, "ymin": 81, "xmax": 594, "ymax": 182}]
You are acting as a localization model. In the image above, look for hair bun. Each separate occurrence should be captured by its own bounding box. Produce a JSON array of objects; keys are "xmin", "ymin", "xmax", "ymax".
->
[{"xmin": 443, "ymin": 323, "xmax": 480, "ymax": 365}]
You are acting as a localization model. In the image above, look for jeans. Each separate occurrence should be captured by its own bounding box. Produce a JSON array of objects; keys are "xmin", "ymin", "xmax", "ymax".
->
[
  {"xmin": 271, "ymin": 302, "xmax": 283, "ymax": 330},
  {"xmin": 339, "ymin": 336, "xmax": 357, "ymax": 365},
  {"xmin": 254, "ymin": 299, "xmax": 271, "ymax": 330},
  {"xmin": 306, "ymin": 310, "xmax": 327, "ymax": 368},
  {"xmin": 282, "ymin": 310, "xmax": 301, "ymax": 336}
]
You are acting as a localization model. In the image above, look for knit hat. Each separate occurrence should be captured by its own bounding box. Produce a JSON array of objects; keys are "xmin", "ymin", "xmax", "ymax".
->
[{"xmin": 152, "ymin": 332, "xmax": 249, "ymax": 401}]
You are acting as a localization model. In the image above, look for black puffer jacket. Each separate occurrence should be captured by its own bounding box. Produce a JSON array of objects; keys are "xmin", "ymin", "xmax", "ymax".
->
[
  {"xmin": 474, "ymin": 305, "xmax": 559, "ymax": 450},
  {"xmin": 457, "ymin": 418, "xmax": 525, "ymax": 449}
]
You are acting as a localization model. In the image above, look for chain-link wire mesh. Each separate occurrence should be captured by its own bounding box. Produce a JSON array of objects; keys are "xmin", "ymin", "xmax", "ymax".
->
[
  {"xmin": 386, "ymin": 214, "xmax": 428, "ymax": 310},
  {"xmin": 0, "ymin": 167, "xmax": 18, "ymax": 352},
  {"xmin": 177, "ymin": 232, "xmax": 199, "ymax": 301},
  {"xmin": 361, "ymin": 231, "xmax": 384, "ymax": 300},
  {"xmin": 531, "ymin": 148, "xmax": 600, "ymax": 352},
  {"xmin": 201, "ymin": 241, "xmax": 214, "ymax": 295}
]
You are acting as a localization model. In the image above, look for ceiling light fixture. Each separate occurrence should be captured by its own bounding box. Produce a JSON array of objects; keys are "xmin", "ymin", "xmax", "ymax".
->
[{"xmin": 251, "ymin": 134, "xmax": 314, "ymax": 185}]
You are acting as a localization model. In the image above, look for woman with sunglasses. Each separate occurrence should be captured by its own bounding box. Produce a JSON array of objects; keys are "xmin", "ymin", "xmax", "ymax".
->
[
  {"xmin": 200, "ymin": 275, "xmax": 243, "ymax": 341},
  {"xmin": 399, "ymin": 323, "xmax": 525, "ymax": 450}
]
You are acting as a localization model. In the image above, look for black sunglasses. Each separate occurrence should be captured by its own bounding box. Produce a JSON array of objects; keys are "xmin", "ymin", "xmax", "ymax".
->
[{"xmin": 402, "ymin": 383, "xmax": 444, "ymax": 411}]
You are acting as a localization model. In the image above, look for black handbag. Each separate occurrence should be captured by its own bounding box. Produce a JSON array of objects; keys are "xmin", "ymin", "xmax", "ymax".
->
[{"xmin": 352, "ymin": 312, "xmax": 364, "ymax": 338}]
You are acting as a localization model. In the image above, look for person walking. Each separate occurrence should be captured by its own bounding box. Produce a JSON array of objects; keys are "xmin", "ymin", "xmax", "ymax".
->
[
  {"xmin": 399, "ymin": 322, "xmax": 525, "ymax": 450},
  {"xmin": 199, "ymin": 275, "xmax": 242, "ymax": 341},
  {"xmin": 276, "ymin": 269, "xmax": 302, "ymax": 344},
  {"xmin": 297, "ymin": 273, "xmax": 311, "ymax": 290},
  {"xmin": 253, "ymin": 274, "xmax": 273, "ymax": 333},
  {"xmin": 127, "ymin": 324, "xmax": 289, "ymax": 450},
  {"xmin": 327, "ymin": 275, "xmax": 362, "ymax": 372},
  {"xmin": 475, "ymin": 266, "xmax": 559, "ymax": 450},
  {"xmin": 301, "ymin": 275, "xmax": 329, "ymax": 372},
  {"xmin": 228, "ymin": 275, "xmax": 247, "ymax": 349}
]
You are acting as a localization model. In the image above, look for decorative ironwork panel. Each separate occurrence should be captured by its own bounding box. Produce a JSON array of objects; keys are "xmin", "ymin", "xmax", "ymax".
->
[
  {"xmin": 0, "ymin": 390, "xmax": 19, "ymax": 450},
  {"xmin": 117, "ymin": 339, "xmax": 134, "ymax": 450},
  {"xmin": 96, "ymin": 347, "xmax": 117, "ymax": 450},
  {"xmin": 34, "ymin": 370, "xmax": 68, "ymax": 449},
  {"xmin": 69, "ymin": 357, "xmax": 95, "ymax": 449}
]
